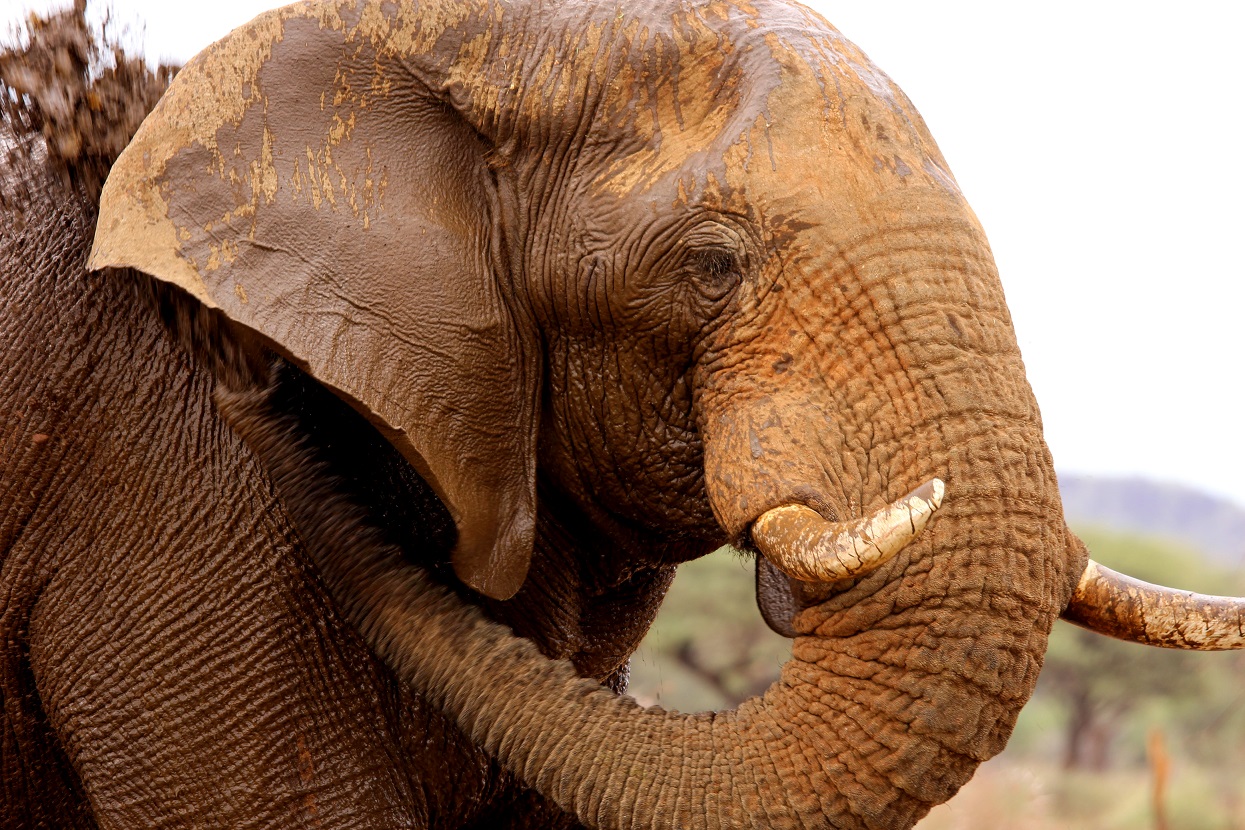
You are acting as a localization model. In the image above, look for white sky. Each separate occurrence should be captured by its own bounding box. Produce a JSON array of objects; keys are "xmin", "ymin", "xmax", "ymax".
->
[{"xmin": 11, "ymin": 0, "xmax": 1245, "ymax": 505}]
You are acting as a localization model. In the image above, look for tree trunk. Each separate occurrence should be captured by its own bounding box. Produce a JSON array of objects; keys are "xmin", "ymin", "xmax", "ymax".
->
[{"xmin": 1062, "ymin": 689, "xmax": 1093, "ymax": 770}]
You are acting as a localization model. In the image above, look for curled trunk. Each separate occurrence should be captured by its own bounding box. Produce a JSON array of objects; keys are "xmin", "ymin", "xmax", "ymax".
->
[{"xmin": 321, "ymin": 466, "xmax": 1070, "ymax": 829}]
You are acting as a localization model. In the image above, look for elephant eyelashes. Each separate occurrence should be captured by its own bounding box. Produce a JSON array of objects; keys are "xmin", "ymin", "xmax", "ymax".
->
[{"xmin": 691, "ymin": 248, "xmax": 743, "ymax": 296}]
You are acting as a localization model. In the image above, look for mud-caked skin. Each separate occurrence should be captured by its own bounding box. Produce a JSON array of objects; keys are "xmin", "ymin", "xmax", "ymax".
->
[
  {"xmin": 0, "ymin": 7, "xmax": 669, "ymax": 828},
  {"xmin": 92, "ymin": 4, "xmax": 1081, "ymax": 825},
  {"xmin": 1, "ymin": 154, "xmax": 628, "ymax": 828},
  {"xmin": 12, "ymin": 0, "xmax": 1096, "ymax": 826}
]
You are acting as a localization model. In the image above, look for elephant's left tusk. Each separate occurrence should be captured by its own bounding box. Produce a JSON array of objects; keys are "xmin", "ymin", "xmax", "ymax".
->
[
  {"xmin": 1062, "ymin": 560, "xmax": 1245, "ymax": 650},
  {"xmin": 752, "ymin": 478, "xmax": 945, "ymax": 583}
]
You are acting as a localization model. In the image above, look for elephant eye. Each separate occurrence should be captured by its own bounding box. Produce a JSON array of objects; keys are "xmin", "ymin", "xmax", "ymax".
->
[{"xmin": 692, "ymin": 248, "xmax": 742, "ymax": 294}]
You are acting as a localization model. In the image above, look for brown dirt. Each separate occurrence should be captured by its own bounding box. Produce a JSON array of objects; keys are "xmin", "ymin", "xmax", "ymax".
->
[{"xmin": 1, "ymin": 0, "xmax": 177, "ymax": 205}]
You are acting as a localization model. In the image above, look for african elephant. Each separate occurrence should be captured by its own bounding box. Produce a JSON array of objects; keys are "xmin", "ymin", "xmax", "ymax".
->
[{"xmin": 8, "ymin": 0, "xmax": 1244, "ymax": 829}]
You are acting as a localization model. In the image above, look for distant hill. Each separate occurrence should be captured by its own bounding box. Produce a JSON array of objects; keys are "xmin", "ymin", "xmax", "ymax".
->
[{"xmin": 1058, "ymin": 473, "xmax": 1245, "ymax": 566}]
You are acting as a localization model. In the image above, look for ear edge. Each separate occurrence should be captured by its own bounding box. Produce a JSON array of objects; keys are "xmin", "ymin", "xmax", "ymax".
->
[
  {"xmin": 91, "ymin": 7, "xmax": 542, "ymax": 601},
  {"xmin": 94, "ymin": 219, "xmax": 539, "ymax": 602},
  {"xmin": 94, "ymin": 225, "xmax": 539, "ymax": 605},
  {"xmin": 123, "ymin": 254, "xmax": 537, "ymax": 601}
]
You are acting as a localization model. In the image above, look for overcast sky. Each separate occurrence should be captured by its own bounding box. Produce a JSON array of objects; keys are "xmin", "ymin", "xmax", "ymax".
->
[{"xmin": 13, "ymin": 0, "xmax": 1245, "ymax": 505}]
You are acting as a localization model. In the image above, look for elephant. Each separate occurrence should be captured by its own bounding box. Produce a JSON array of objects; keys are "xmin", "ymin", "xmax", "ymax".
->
[{"xmin": 8, "ymin": 0, "xmax": 1245, "ymax": 829}]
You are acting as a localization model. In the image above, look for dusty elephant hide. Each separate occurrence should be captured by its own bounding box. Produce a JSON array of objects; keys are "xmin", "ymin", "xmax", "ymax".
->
[
  {"xmin": 83, "ymin": 0, "xmax": 1091, "ymax": 826},
  {"xmin": 13, "ymin": 0, "xmax": 1080, "ymax": 827},
  {"xmin": 19, "ymin": 0, "xmax": 1226, "ymax": 827},
  {"xmin": 0, "ymin": 6, "xmax": 670, "ymax": 827}
]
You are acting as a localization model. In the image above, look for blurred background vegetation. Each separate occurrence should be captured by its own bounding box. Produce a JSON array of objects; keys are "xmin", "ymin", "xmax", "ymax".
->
[{"xmin": 630, "ymin": 475, "xmax": 1245, "ymax": 829}]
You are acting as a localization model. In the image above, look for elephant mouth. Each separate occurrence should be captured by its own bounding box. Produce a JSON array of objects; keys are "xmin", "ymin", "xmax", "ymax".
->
[
  {"xmin": 749, "ymin": 477, "xmax": 945, "ymax": 583},
  {"xmin": 752, "ymin": 480, "xmax": 1245, "ymax": 652}
]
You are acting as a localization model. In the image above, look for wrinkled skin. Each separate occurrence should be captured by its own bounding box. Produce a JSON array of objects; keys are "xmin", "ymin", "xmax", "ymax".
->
[
  {"xmin": 16, "ymin": 0, "xmax": 1088, "ymax": 827},
  {"xmin": 0, "ymin": 185, "xmax": 582, "ymax": 829},
  {"xmin": 0, "ymin": 8, "xmax": 665, "ymax": 829}
]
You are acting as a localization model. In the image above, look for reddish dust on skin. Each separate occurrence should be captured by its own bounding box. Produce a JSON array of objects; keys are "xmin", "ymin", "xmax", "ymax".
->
[
  {"xmin": 295, "ymin": 735, "xmax": 321, "ymax": 823},
  {"xmin": 0, "ymin": 0, "xmax": 175, "ymax": 205}
]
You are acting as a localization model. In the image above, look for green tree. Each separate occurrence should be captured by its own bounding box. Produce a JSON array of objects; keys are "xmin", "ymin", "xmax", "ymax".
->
[
  {"xmin": 629, "ymin": 549, "xmax": 790, "ymax": 712},
  {"xmin": 1038, "ymin": 527, "xmax": 1245, "ymax": 770}
]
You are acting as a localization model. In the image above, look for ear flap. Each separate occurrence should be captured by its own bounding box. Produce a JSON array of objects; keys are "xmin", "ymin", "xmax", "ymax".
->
[{"xmin": 90, "ymin": 9, "xmax": 538, "ymax": 599}]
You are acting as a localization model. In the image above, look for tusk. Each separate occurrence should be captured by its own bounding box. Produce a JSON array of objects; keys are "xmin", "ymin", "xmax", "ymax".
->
[
  {"xmin": 1062, "ymin": 560, "xmax": 1245, "ymax": 650},
  {"xmin": 752, "ymin": 478, "xmax": 945, "ymax": 583}
]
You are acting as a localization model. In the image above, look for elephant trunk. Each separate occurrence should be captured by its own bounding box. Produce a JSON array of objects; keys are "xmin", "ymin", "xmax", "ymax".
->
[
  {"xmin": 325, "ymin": 472, "xmax": 1059, "ymax": 829},
  {"xmin": 670, "ymin": 208, "xmax": 1074, "ymax": 825}
]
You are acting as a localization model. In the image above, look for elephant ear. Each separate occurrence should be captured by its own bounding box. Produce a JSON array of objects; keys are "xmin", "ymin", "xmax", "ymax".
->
[{"xmin": 89, "ymin": 9, "xmax": 538, "ymax": 600}]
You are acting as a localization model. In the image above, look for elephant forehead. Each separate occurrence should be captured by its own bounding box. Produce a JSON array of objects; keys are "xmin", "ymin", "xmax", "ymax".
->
[
  {"xmin": 594, "ymin": 15, "xmax": 961, "ymax": 229},
  {"xmin": 726, "ymin": 47, "xmax": 962, "ymax": 220}
]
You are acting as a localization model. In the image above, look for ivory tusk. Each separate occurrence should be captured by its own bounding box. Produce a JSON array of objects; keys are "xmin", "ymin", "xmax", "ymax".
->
[
  {"xmin": 751, "ymin": 478, "xmax": 945, "ymax": 583},
  {"xmin": 1062, "ymin": 560, "xmax": 1245, "ymax": 650}
]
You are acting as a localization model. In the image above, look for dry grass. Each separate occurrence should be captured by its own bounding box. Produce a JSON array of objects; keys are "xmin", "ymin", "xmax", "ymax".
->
[{"xmin": 918, "ymin": 759, "xmax": 1245, "ymax": 830}]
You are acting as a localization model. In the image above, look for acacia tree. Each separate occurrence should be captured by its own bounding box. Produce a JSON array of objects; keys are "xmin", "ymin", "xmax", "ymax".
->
[
  {"xmin": 1037, "ymin": 528, "xmax": 1239, "ymax": 770},
  {"xmin": 1041, "ymin": 624, "xmax": 1201, "ymax": 769}
]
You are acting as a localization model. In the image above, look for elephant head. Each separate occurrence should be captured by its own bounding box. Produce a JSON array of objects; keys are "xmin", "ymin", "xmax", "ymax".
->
[{"xmin": 90, "ymin": 0, "xmax": 1245, "ymax": 825}]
